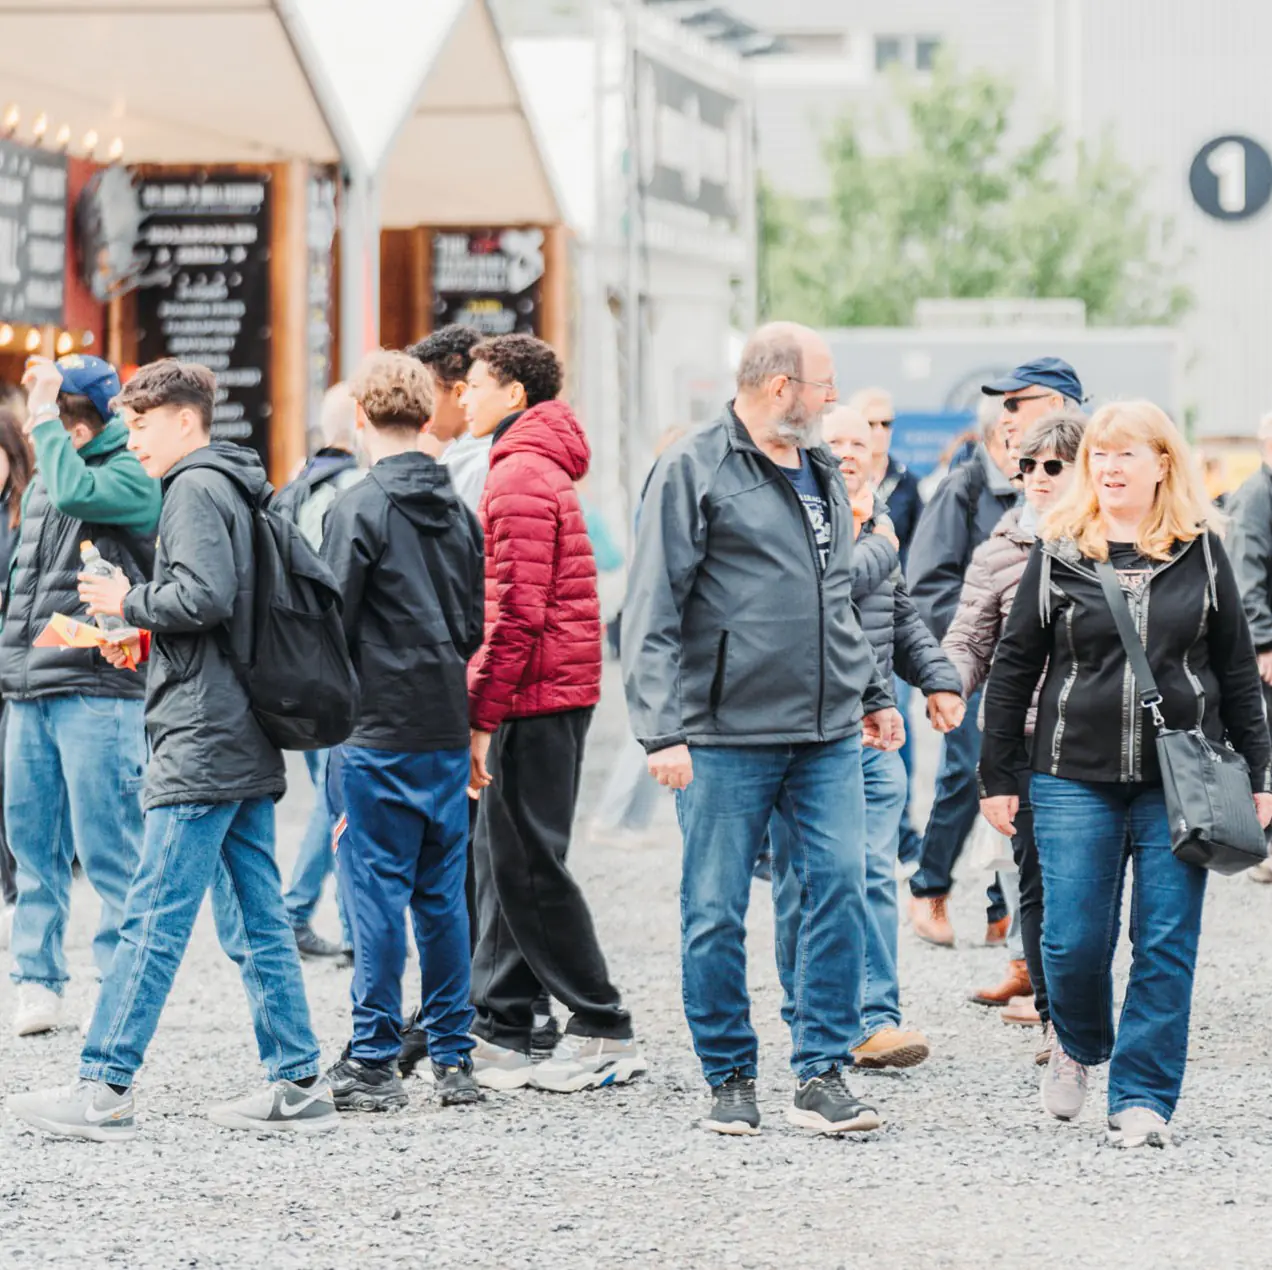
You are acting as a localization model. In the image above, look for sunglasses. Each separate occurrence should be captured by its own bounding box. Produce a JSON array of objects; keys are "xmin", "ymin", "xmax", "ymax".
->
[
  {"xmin": 1017, "ymin": 457, "xmax": 1069, "ymax": 477},
  {"xmin": 1002, "ymin": 392, "xmax": 1052, "ymax": 414},
  {"xmin": 868, "ymin": 418, "xmax": 893, "ymax": 430}
]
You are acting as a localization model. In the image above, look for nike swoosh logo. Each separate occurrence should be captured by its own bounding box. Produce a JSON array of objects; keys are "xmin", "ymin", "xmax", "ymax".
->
[
  {"xmin": 279, "ymin": 1093, "xmax": 330, "ymax": 1117},
  {"xmin": 83, "ymin": 1101, "xmax": 128, "ymax": 1124}
]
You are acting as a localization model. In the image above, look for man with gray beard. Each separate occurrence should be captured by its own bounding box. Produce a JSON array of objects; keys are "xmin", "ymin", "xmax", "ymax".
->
[{"xmin": 622, "ymin": 322, "xmax": 903, "ymax": 1137}]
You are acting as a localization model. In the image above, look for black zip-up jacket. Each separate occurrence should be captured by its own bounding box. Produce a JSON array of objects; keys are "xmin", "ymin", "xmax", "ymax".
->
[
  {"xmin": 1225, "ymin": 464, "xmax": 1272, "ymax": 651},
  {"xmin": 980, "ymin": 531, "xmax": 1272, "ymax": 796},
  {"xmin": 622, "ymin": 405, "xmax": 892, "ymax": 752},
  {"xmin": 122, "ymin": 444, "xmax": 284, "ymax": 810},
  {"xmin": 321, "ymin": 451, "xmax": 484, "ymax": 752}
]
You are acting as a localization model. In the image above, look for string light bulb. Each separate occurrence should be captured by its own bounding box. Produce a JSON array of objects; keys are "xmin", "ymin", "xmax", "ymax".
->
[
  {"xmin": 24, "ymin": 329, "xmax": 42, "ymax": 354},
  {"xmin": 82, "ymin": 129, "xmax": 98, "ymax": 157},
  {"xmin": 31, "ymin": 112, "xmax": 48, "ymax": 144},
  {"xmin": 2, "ymin": 104, "xmax": 18, "ymax": 137},
  {"xmin": 106, "ymin": 136, "xmax": 124, "ymax": 163},
  {"xmin": 0, "ymin": 325, "xmax": 13, "ymax": 348},
  {"xmin": 55, "ymin": 331, "xmax": 74, "ymax": 356},
  {"xmin": 54, "ymin": 124, "xmax": 71, "ymax": 152}
]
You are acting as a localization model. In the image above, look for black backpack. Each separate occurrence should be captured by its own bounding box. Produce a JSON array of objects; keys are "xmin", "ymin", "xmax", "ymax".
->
[{"xmin": 219, "ymin": 477, "xmax": 361, "ymax": 751}]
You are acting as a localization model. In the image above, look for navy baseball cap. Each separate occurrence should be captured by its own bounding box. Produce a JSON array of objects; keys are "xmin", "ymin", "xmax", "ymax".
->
[
  {"xmin": 55, "ymin": 354, "xmax": 121, "ymax": 425},
  {"xmin": 982, "ymin": 356, "xmax": 1084, "ymax": 403}
]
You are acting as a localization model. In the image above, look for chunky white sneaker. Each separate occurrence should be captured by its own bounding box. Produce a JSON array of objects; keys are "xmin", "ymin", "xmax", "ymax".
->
[
  {"xmin": 14, "ymin": 983, "xmax": 62, "ymax": 1037},
  {"xmin": 1108, "ymin": 1106, "xmax": 1169, "ymax": 1148},
  {"xmin": 207, "ymin": 1079, "xmax": 339, "ymax": 1135},
  {"xmin": 530, "ymin": 1035, "xmax": 648, "ymax": 1093},
  {"xmin": 8, "ymin": 1079, "xmax": 136, "ymax": 1142},
  {"xmin": 469, "ymin": 1036, "xmax": 537, "ymax": 1091},
  {"xmin": 1040, "ymin": 1041, "xmax": 1088, "ymax": 1121},
  {"xmin": 0, "ymin": 904, "xmax": 12, "ymax": 951}
]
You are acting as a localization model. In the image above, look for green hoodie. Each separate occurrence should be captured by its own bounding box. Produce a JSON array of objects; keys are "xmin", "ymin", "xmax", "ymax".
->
[{"xmin": 28, "ymin": 416, "xmax": 161, "ymax": 535}]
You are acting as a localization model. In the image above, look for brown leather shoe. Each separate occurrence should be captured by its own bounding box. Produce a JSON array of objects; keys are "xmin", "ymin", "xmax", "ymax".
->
[
  {"xmin": 1001, "ymin": 994, "xmax": 1041, "ymax": 1026},
  {"xmin": 968, "ymin": 958, "xmax": 1031, "ymax": 1006},
  {"xmin": 852, "ymin": 1026, "xmax": 930, "ymax": 1069},
  {"xmin": 984, "ymin": 915, "xmax": 1011, "ymax": 946},
  {"xmin": 909, "ymin": 894, "xmax": 955, "ymax": 947}
]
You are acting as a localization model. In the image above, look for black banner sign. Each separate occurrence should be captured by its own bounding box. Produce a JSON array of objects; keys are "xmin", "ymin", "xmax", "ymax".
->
[
  {"xmin": 0, "ymin": 138, "xmax": 68, "ymax": 325},
  {"xmin": 431, "ymin": 228, "xmax": 544, "ymax": 337},
  {"xmin": 134, "ymin": 171, "xmax": 272, "ymax": 467}
]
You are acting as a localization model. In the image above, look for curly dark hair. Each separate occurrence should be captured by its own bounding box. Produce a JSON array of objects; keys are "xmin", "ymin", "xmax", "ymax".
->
[
  {"xmin": 470, "ymin": 334, "xmax": 562, "ymax": 407},
  {"xmin": 407, "ymin": 324, "xmax": 481, "ymax": 386}
]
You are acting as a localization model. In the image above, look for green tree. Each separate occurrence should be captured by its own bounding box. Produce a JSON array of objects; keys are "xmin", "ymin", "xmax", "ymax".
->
[{"xmin": 759, "ymin": 62, "xmax": 1191, "ymax": 327}]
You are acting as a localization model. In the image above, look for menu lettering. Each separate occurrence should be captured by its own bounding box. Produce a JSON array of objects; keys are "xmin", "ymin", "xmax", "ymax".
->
[{"xmin": 0, "ymin": 138, "xmax": 67, "ymax": 325}]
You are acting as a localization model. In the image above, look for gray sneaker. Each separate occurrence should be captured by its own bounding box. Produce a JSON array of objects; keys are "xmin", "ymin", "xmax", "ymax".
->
[
  {"xmin": 8, "ymin": 1079, "xmax": 137, "ymax": 1143},
  {"xmin": 207, "ymin": 1079, "xmax": 339, "ymax": 1135},
  {"xmin": 469, "ymin": 1036, "xmax": 537, "ymax": 1091},
  {"xmin": 530, "ymin": 1035, "xmax": 648, "ymax": 1093},
  {"xmin": 1040, "ymin": 1042, "xmax": 1088, "ymax": 1121},
  {"xmin": 1108, "ymin": 1106, "xmax": 1169, "ymax": 1149}
]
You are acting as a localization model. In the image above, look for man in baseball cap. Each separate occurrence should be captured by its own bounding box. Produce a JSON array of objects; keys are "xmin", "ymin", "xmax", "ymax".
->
[
  {"xmin": 981, "ymin": 357, "xmax": 1086, "ymax": 451},
  {"xmin": 1, "ymin": 353, "xmax": 160, "ymax": 1039}
]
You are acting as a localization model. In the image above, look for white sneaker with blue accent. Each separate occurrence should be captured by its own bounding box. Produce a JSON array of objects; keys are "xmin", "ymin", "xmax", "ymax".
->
[
  {"xmin": 8, "ymin": 1079, "xmax": 137, "ymax": 1142},
  {"xmin": 530, "ymin": 1035, "xmax": 648, "ymax": 1093}
]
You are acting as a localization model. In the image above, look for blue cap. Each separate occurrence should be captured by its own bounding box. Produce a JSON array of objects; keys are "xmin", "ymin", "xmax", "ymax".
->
[
  {"xmin": 54, "ymin": 354, "xmax": 121, "ymax": 426},
  {"xmin": 982, "ymin": 356, "xmax": 1084, "ymax": 403}
]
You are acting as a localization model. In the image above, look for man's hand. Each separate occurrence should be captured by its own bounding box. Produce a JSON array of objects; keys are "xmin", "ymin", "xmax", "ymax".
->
[
  {"xmin": 981, "ymin": 795, "xmax": 1019, "ymax": 837},
  {"xmin": 862, "ymin": 707, "xmax": 905, "ymax": 752},
  {"xmin": 100, "ymin": 629, "xmax": 142, "ymax": 670},
  {"xmin": 78, "ymin": 567, "xmax": 131, "ymax": 620},
  {"xmin": 1256, "ymin": 792, "xmax": 1272, "ymax": 830},
  {"xmin": 21, "ymin": 356, "xmax": 63, "ymax": 428},
  {"xmin": 1257, "ymin": 650, "xmax": 1272, "ymax": 687},
  {"xmin": 648, "ymin": 743, "xmax": 693, "ymax": 790},
  {"xmin": 469, "ymin": 728, "xmax": 493, "ymax": 797},
  {"xmin": 926, "ymin": 691, "xmax": 965, "ymax": 733}
]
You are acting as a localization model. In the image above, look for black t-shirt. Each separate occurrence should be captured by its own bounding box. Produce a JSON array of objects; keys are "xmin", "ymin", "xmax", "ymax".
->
[
  {"xmin": 1107, "ymin": 541, "xmax": 1154, "ymax": 595},
  {"xmin": 779, "ymin": 456, "xmax": 831, "ymax": 572}
]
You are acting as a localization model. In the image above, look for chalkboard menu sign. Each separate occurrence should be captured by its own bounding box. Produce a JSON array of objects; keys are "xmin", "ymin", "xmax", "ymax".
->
[
  {"xmin": 0, "ymin": 138, "xmax": 68, "ymax": 325},
  {"xmin": 306, "ymin": 170, "xmax": 337, "ymax": 443},
  {"xmin": 134, "ymin": 171, "xmax": 272, "ymax": 466},
  {"xmin": 432, "ymin": 228, "xmax": 544, "ymax": 336}
]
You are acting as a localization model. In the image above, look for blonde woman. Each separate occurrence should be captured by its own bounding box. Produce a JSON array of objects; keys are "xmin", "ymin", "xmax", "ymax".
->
[{"xmin": 979, "ymin": 401, "xmax": 1272, "ymax": 1148}]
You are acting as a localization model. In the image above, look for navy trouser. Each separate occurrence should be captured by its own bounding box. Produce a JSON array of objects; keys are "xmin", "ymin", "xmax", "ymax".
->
[{"xmin": 334, "ymin": 745, "xmax": 475, "ymax": 1068}]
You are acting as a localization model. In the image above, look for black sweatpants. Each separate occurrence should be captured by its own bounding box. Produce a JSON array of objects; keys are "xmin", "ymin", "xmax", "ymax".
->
[
  {"xmin": 1010, "ymin": 755, "xmax": 1049, "ymax": 1025},
  {"xmin": 471, "ymin": 707, "xmax": 631, "ymax": 1050}
]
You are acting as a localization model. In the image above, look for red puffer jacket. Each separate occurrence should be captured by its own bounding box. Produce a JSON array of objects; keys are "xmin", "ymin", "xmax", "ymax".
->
[{"xmin": 468, "ymin": 400, "xmax": 602, "ymax": 731}]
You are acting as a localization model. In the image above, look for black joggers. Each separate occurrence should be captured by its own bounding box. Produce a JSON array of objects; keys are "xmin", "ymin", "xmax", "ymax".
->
[{"xmin": 471, "ymin": 707, "xmax": 632, "ymax": 1051}]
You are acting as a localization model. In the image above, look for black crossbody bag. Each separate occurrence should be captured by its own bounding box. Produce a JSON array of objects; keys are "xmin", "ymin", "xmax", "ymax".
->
[{"xmin": 1095, "ymin": 560, "xmax": 1267, "ymax": 875}]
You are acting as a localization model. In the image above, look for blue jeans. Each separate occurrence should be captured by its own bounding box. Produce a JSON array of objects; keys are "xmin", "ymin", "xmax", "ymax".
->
[
  {"xmin": 80, "ymin": 798, "xmax": 320, "ymax": 1087},
  {"xmin": 6, "ymin": 696, "xmax": 145, "ymax": 990},
  {"xmin": 335, "ymin": 745, "xmax": 475, "ymax": 1067},
  {"xmin": 893, "ymin": 677, "xmax": 922, "ymax": 866},
  {"xmin": 283, "ymin": 749, "xmax": 352, "ymax": 945},
  {"xmin": 676, "ymin": 736, "xmax": 867, "ymax": 1085},
  {"xmin": 1031, "ymin": 773, "xmax": 1207, "ymax": 1120},
  {"xmin": 772, "ymin": 747, "xmax": 908, "ymax": 1042}
]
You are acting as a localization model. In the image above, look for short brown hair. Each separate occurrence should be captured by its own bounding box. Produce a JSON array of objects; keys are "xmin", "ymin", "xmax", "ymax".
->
[
  {"xmin": 113, "ymin": 360, "xmax": 216, "ymax": 431},
  {"xmin": 470, "ymin": 334, "xmax": 562, "ymax": 407},
  {"xmin": 349, "ymin": 350, "xmax": 434, "ymax": 430}
]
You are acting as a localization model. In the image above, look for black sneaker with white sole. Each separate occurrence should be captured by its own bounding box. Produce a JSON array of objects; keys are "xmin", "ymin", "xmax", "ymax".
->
[
  {"xmin": 326, "ymin": 1048, "xmax": 409, "ymax": 1112},
  {"xmin": 701, "ymin": 1071, "xmax": 761, "ymax": 1136},
  {"xmin": 787, "ymin": 1066, "xmax": 881, "ymax": 1135},
  {"xmin": 530, "ymin": 1013, "xmax": 562, "ymax": 1062},
  {"xmin": 398, "ymin": 1007, "xmax": 429, "ymax": 1078},
  {"xmin": 429, "ymin": 1058, "xmax": 485, "ymax": 1107}
]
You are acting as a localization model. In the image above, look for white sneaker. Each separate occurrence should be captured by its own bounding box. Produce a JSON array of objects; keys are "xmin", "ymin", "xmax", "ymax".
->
[
  {"xmin": 1040, "ymin": 1040, "xmax": 1088, "ymax": 1121},
  {"xmin": 1108, "ymin": 1106, "xmax": 1169, "ymax": 1148},
  {"xmin": 14, "ymin": 983, "xmax": 63, "ymax": 1037},
  {"xmin": 530, "ymin": 1035, "xmax": 648, "ymax": 1093},
  {"xmin": 0, "ymin": 904, "xmax": 12, "ymax": 950},
  {"xmin": 469, "ymin": 1036, "xmax": 537, "ymax": 1091},
  {"xmin": 7, "ymin": 1079, "xmax": 136, "ymax": 1142}
]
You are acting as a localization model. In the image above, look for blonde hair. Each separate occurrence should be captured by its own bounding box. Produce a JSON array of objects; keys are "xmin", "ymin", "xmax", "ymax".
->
[
  {"xmin": 1042, "ymin": 400, "xmax": 1217, "ymax": 562},
  {"xmin": 348, "ymin": 350, "xmax": 434, "ymax": 429}
]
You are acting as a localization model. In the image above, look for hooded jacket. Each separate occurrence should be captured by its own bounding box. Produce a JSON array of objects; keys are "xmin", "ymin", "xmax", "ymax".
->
[
  {"xmin": 622, "ymin": 406, "xmax": 893, "ymax": 752},
  {"xmin": 121, "ymin": 444, "xmax": 283, "ymax": 810},
  {"xmin": 322, "ymin": 451, "xmax": 484, "ymax": 751},
  {"xmin": 272, "ymin": 447, "xmax": 364, "ymax": 549},
  {"xmin": 0, "ymin": 416, "xmax": 160, "ymax": 701},
  {"xmin": 1225, "ymin": 464, "xmax": 1272, "ymax": 651},
  {"xmin": 468, "ymin": 400, "xmax": 602, "ymax": 731}
]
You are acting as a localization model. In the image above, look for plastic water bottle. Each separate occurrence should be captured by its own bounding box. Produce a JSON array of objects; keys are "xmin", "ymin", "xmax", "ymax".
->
[{"xmin": 79, "ymin": 540, "xmax": 126, "ymax": 631}]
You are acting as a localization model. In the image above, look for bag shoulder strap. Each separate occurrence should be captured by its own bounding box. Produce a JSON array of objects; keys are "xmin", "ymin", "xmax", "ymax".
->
[{"xmin": 1093, "ymin": 559, "xmax": 1163, "ymax": 722}]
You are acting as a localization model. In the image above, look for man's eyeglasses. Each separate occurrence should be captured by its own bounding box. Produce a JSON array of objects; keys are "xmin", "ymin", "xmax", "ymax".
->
[
  {"xmin": 787, "ymin": 376, "xmax": 836, "ymax": 393},
  {"xmin": 867, "ymin": 418, "xmax": 893, "ymax": 430},
  {"xmin": 1002, "ymin": 392, "xmax": 1052, "ymax": 414},
  {"xmin": 1017, "ymin": 457, "xmax": 1069, "ymax": 477}
]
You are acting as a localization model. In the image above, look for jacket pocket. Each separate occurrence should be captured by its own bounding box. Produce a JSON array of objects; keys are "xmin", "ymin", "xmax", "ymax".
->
[{"xmin": 709, "ymin": 631, "xmax": 729, "ymax": 714}]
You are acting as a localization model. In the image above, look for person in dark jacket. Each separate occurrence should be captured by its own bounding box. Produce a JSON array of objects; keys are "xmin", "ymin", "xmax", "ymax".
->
[
  {"xmin": 906, "ymin": 356, "xmax": 1084, "ymax": 947},
  {"xmin": 319, "ymin": 352, "xmax": 485, "ymax": 1114},
  {"xmin": 981, "ymin": 400, "xmax": 1271, "ymax": 1147},
  {"xmin": 463, "ymin": 334, "xmax": 646, "ymax": 1095},
  {"xmin": 9, "ymin": 360, "xmax": 337, "ymax": 1141},
  {"xmin": 2, "ymin": 355, "xmax": 160, "ymax": 1039},
  {"xmin": 769, "ymin": 404, "xmax": 963, "ymax": 1075},
  {"xmin": 624, "ymin": 322, "xmax": 902, "ymax": 1137}
]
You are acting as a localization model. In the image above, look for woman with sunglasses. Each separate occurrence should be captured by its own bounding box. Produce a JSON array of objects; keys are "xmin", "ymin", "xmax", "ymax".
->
[
  {"xmin": 980, "ymin": 401, "xmax": 1272, "ymax": 1148},
  {"xmin": 943, "ymin": 411, "xmax": 1085, "ymax": 1065}
]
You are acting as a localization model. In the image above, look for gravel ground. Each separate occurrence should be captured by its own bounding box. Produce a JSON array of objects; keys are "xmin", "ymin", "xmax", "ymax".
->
[{"xmin": 3, "ymin": 665, "xmax": 1272, "ymax": 1268}]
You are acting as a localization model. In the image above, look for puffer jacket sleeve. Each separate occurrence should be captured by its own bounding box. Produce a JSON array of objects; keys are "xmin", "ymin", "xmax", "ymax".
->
[
  {"xmin": 941, "ymin": 536, "xmax": 1003, "ymax": 698},
  {"xmin": 622, "ymin": 448, "xmax": 709, "ymax": 752},
  {"xmin": 468, "ymin": 458, "xmax": 559, "ymax": 733},
  {"xmin": 893, "ymin": 573, "xmax": 963, "ymax": 696},
  {"xmin": 1225, "ymin": 468, "xmax": 1272, "ymax": 651},
  {"xmin": 851, "ymin": 532, "xmax": 899, "ymax": 601}
]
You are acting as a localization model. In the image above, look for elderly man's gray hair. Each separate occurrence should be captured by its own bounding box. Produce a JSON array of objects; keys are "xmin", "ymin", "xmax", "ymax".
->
[
  {"xmin": 319, "ymin": 382, "xmax": 358, "ymax": 452},
  {"xmin": 735, "ymin": 322, "xmax": 808, "ymax": 391}
]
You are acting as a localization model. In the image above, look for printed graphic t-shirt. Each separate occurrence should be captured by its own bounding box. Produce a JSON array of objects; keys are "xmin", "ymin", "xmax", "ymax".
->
[{"xmin": 778, "ymin": 457, "xmax": 831, "ymax": 572}]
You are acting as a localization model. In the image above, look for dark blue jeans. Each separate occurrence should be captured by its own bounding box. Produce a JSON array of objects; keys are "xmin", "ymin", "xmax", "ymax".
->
[
  {"xmin": 1031, "ymin": 773, "xmax": 1207, "ymax": 1120},
  {"xmin": 676, "ymin": 736, "xmax": 867, "ymax": 1085},
  {"xmin": 335, "ymin": 745, "xmax": 475, "ymax": 1068},
  {"xmin": 893, "ymin": 677, "xmax": 922, "ymax": 866},
  {"xmin": 283, "ymin": 748, "xmax": 352, "ymax": 945},
  {"xmin": 909, "ymin": 690, "xmax": 1006, "ymax": 921}
]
